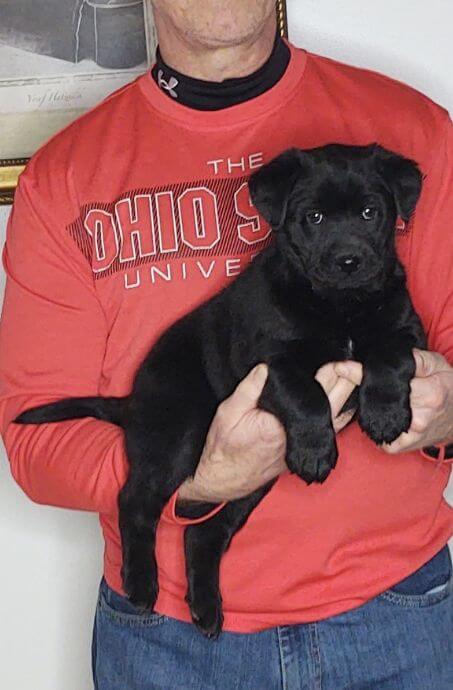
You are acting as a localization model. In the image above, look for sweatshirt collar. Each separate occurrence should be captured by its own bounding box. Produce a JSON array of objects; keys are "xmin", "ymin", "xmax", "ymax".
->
[{"xmin": 138, "ymin": 41, "xmax": 307, "ymax": 131}]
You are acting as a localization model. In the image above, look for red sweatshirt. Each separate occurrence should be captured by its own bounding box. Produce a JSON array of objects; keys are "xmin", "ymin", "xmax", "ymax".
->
[{"xmin": 0, "ymin": 43, "xmax": 452, "ymax": 632}]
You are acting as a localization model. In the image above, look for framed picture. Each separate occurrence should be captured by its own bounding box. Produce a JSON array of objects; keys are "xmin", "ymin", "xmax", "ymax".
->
[{"xmin": 0, "ymin": 1, "xmax": 288, "ymax": 204}]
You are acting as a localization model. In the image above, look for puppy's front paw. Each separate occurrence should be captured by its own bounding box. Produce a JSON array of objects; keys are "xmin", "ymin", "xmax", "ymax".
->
[
  {"xmin": 187, "ymin": 590, "xmax": 223, "ymax": 639},
  {"xmin": 359, "ymin": 386, "xmax": 411, "ymax": 445},
  {"xmin": 287, "ymin": 426, "xmax": 338, "ymax": 484}
]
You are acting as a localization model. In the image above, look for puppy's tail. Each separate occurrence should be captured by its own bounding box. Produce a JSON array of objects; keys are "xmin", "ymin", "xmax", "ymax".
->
[{"xmin": 14, "ymin": 396, "xmax": 128, "ymax": 428}]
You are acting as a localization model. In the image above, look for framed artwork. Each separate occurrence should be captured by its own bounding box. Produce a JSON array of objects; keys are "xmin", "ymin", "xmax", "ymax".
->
[{"xmin": 0, "ymin": 1, "xmax": 288, "ymax": 204}]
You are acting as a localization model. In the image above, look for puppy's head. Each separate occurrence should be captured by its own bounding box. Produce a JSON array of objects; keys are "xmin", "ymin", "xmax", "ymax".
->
[{"xmin": 248, "ymin": 144, "xmax": 422, "ymax": 294}]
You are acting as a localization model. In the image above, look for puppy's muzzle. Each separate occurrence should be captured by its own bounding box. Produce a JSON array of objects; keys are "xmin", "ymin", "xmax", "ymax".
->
[{"xmin": 310, "ymin": 242, "xmax": 383, "ymax": 290}]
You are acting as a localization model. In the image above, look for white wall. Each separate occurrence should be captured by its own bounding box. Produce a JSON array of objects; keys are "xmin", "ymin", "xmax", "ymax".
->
[{"xmin": 0, "ymin": 2, "xmax": 452, "ymax": 687}]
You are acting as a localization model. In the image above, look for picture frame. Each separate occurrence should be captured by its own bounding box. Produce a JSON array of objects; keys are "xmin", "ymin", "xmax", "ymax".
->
[{"xmin": 0, "ymin": 1, "xmax": 288, "ymax": 205}]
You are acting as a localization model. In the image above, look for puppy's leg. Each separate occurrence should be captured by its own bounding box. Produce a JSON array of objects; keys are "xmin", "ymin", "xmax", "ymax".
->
[
  {"xmin": 119, "ymin": 400, "xmax": 214, "ymax": 610},
  {"xmin": 352, "ymin": 290, "xmax": 427, "ymax": 445},
  {"xmin": 184, "ymin": 483, "xmax": 274, "ymax": 638},
  {"xmin": 119, "ymin": 471, "xmax": 171, "ymax": 610},
  {"xmin": 357, "ymin": 342, "xmax": 417, "ymax": 445},
  {"xmin": 259, "ymin": 354, "xmax": 337, "ymax": 484}
]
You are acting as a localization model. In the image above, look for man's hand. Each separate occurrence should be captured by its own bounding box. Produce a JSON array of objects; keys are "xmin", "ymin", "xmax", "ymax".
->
[
  {"xmin": 383, "ymin": 349, "xmax": 453, "ymax": 453},
  {"xmin": 178, "ymin": 361, "xmax": 359, "ymax": 504}
]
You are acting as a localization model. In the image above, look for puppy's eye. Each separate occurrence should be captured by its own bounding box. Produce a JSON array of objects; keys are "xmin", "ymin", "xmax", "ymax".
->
[
  {"xmin": 306, "ymin": 211, "xmax": 324, "ymax": 225},
  {"xmin": 362, "ymin": 206, "xmax": 377, "ymax": 221}
]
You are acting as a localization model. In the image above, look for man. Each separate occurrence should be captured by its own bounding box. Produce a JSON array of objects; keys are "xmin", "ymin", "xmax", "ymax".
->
[{"xmin": 0, "ymin": 1, "xmax": 452, "ymax": 688}]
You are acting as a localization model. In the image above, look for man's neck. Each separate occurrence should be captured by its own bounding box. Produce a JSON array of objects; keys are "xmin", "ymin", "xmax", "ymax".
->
[{"xmin": 153, "ymin": 11, "xmax": 277, "ymax": 82}]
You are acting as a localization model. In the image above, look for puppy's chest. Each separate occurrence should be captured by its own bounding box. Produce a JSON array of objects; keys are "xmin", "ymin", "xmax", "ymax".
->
[{"xmin": 345, "ymin": 336, "xmax": 354, "ymax": 359}]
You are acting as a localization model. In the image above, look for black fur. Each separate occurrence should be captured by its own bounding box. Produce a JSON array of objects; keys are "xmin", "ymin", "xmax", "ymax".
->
[{"xmin": 15, "ymin": 144, "xmax": 426, "ymax": 638}]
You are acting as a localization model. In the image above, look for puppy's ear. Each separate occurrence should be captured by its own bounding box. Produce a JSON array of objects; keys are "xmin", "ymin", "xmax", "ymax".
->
[
  {"xmin": 248, "ymin": 148, "xmax": 305, "ymax": 228},
  {"xmin": 373, "ymin": 145, "xmax": 423, "ymax": 222}
]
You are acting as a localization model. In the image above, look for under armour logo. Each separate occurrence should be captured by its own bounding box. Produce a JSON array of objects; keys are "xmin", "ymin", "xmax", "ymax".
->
[{"xmin": 157, "ymin": 70, "xmax": 179, "ymax": 99}]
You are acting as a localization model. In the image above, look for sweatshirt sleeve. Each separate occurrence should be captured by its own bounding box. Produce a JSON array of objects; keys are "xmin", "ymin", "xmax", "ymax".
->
[
  {"xmin": 0, "ymin": 164, "xmax": 221, "ymax": 523},
  {"xmin": 409, "ymin": 115, "xmax": 453, "ymax": 461},
  {"xmin": 0, "ymin": 169, "xmax": 129, "ymax": 514}
]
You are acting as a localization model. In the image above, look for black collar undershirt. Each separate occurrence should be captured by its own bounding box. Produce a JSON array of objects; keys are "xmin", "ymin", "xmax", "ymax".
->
[{"xmin": 151, "ymin": 33, "xmax": 291, "ymax": 111}]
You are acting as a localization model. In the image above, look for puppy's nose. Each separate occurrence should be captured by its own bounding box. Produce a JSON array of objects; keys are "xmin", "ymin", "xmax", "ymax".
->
[{"xmin": 336, "ymin": 254, "xmax": 361, "ymax": 274}]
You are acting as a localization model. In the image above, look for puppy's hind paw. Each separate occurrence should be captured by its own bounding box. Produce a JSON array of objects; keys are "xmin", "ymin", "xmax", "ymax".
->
[
  {"xmin": 188, "ymin": 594, "xmax": 224, "ymax": 640},
  {"xmin": 122, "ymin": 570, "xmax": 159, "ymax": 612}
]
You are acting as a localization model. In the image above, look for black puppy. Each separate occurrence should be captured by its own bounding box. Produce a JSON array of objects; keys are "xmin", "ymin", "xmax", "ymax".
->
[{"xmin": 15, "ymin": 144, "xmax": 426, "ymax": 638}]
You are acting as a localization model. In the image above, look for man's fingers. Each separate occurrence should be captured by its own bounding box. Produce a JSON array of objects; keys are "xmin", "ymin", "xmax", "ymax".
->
[
  {"xmin": 219, "ymin": 364, "xmax": 268, "ymax": 420},
  {"xmin": 334, "ymin": 361, "xmax": 363, "ymax": 386},
  {"xmin": 333, "ymin": 408, "xmax": 356, "ymax": 433},
  {"xmin": 328, "ymin": 376, "xmax": 357, "ymax": 419},
  {"xmin": 315, "ymin": 362, "xmax": 340, "ymax": 395},
  {"xmin": 316, "ymin": 362, "xmax": 359, "ymax": 430},
  {"xmin": 413, "ymin": 348, "xmax": 448, "ymax": 378},
  {"xmin": 316, "ymin": 361, "xmax": 363, "ymax": 393},
  {"xmin": 382, "ymin": 430, "xmax": 421, "ymax": 454}
]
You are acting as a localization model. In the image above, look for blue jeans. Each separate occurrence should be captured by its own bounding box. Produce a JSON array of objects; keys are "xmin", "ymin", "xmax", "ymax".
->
[{"xmin": 92, "ymin": 545, "xmax": 453, "ymax": 689}]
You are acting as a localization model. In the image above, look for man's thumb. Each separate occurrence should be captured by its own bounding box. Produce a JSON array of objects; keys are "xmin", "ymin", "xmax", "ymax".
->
[{"xmin": 227, "ymin": 364, "xmax": 269, "ymax": 416}]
